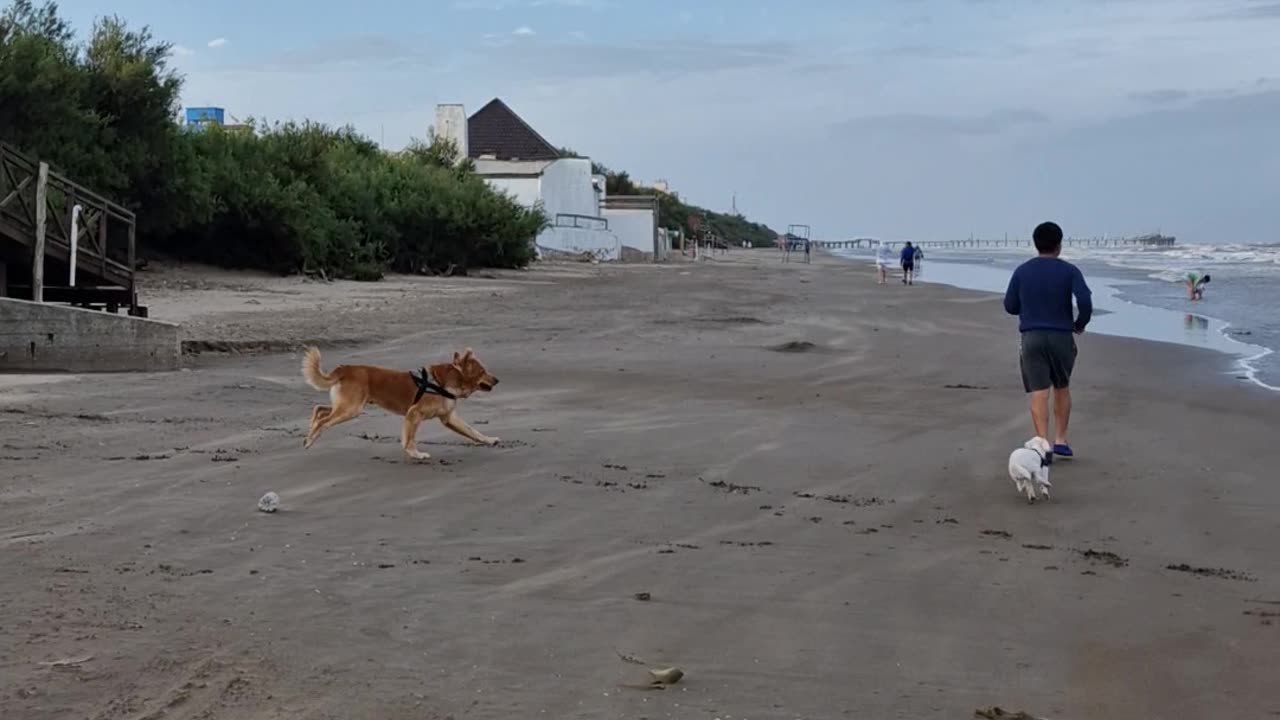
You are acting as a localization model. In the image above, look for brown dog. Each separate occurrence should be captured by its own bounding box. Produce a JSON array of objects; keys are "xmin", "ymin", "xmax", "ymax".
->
[{"xmin": 300, "ymin": 346, "xmax": 500, "ymax": 460}]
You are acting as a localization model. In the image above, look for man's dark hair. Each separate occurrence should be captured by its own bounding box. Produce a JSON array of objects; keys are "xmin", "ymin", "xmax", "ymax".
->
[
  {"xmin": 1033, "ymin": 221, "xmax": 1064, "ymax": 254},
  {"xmin": 1203, "ymin": 274, "xmax": 1211, "ymax": 283}
]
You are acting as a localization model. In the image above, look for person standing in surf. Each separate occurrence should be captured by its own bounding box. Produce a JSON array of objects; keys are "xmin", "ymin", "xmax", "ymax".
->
[{"xmin": 1185, "ymin": 271, "xmax": 1211, "ymax": 300}]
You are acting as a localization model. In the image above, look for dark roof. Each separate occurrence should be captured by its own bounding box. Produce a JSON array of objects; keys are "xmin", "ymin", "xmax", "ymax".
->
[{"xmin": 466, "ymin": 98, "xmax": 560, "ymax": 161}]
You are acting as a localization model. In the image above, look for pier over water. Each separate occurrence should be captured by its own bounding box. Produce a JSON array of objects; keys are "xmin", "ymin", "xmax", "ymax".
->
[{"xmin": 813, "ymin": 233, "xmax": 1176, "ymax": 251}]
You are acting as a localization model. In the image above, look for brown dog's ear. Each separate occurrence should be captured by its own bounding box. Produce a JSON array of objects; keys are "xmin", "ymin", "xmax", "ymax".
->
[
  {"xmin": 453, "ymin": 350, "xmax": 462, "ymax": 364},
  {"xmin": 462, "ymin": 347, "xmax": 474, "ymax": 360}
]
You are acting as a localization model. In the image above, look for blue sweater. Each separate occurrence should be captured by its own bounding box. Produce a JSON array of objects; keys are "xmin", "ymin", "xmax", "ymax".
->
[{"xmin": 1003, "ymin": 257, "xmax": 1093, "ymax": 333}]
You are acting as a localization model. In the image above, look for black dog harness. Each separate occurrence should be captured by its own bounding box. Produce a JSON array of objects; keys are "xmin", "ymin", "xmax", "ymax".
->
[
  {"xmin": 1040, "ymin": 452, "xmax": 1053, "ymax": 467},
  {"xmin": 410, "ymin": 367, "xmax": 455, "ymax": 404}
]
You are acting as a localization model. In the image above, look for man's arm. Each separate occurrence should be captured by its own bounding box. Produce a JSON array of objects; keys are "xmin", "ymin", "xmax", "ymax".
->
[
  {"xmin": 1073, "ymin": 267, "xmax": 1093, "ymax": 332},
  {"xmin": 1003, "ymin": 269, "xmax": 1021, "ymax": 316}
]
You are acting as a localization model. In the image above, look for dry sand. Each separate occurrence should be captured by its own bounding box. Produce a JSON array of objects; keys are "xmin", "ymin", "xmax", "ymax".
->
[{"xmin": 2, "ymin": 251, "xmax": 1278, "ymax": 719}]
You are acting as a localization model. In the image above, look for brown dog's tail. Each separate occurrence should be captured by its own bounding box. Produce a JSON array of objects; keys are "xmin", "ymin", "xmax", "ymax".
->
[{"xmin": 301, "ymin": 347, "xmax": 338, "ymax": 391}]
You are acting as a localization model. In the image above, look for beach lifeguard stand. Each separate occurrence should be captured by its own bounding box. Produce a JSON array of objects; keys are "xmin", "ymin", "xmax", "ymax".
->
[{"xmin": 784, "ymin": 224, "xmax": 811, "ymax": 263}]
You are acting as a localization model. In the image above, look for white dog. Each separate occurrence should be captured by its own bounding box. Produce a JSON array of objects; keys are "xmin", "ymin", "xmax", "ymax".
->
[{"xmin": 1008, "ymin": 436, "xmax": 1053, "ymax": 503}]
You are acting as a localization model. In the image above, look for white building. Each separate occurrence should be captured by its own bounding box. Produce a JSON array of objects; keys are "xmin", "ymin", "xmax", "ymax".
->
[
  {"xmin": 434, "ymin": 99, "xmax": 662, "ymax": 261},
  {"xmin": 647, "ymin": 179, "xmax": 673, "ymax": 195}
]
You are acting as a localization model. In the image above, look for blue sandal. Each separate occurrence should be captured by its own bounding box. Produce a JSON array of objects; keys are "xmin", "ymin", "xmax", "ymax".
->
[{"xmin": 1053, "ymin": 443, "xmax": 1074, "ymax": 458}]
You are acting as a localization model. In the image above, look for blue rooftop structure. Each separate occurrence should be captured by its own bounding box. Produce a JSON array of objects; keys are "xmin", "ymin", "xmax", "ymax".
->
[{"xmin": 184, "ymin": 107, "xmax": 225, "ymax": 130}]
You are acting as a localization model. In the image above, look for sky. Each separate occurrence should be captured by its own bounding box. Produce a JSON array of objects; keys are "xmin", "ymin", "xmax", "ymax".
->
[{"xmin": 51, "ymin": 0, "xmax": 1280, "ymax": 244}]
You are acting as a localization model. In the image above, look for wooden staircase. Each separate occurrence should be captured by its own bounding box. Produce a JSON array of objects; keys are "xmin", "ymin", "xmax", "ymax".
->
[{"xmin": 0, "ymin": 141, "xmax": 145, "ymax": 315}]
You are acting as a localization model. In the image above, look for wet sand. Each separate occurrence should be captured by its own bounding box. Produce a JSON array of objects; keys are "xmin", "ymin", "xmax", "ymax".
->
[{"xmin": 2, "ymin": 251, "xmax": 1278, "ymax": 719}]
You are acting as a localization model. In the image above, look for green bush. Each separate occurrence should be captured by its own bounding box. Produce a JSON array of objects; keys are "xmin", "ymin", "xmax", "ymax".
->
[{"xmin": 1, "ymin": 0, "xmax": 546, "ymax": 280}]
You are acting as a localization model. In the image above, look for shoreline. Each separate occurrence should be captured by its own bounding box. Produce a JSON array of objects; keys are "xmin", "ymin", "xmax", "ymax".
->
[
  {"xmin": 825, "ymin": 249, "xmax": 1279, "ymax": 393},
  {"xmin": 3, "ymin": 250, "xmax": 1279, "ymax": 717}
]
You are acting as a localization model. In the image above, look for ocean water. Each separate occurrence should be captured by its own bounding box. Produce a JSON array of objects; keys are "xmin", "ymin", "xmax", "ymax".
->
[{"xmin": 829, "ymin": 242, "xmax": 1280, "ymax": 392}]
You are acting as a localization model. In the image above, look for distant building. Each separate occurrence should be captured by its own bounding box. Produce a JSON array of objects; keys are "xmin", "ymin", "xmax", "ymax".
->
[
  {"xmin": 434, "ymin": 98, "xmax": 662, "ymax": 261},
  {"xmin": 181, "ymin": 106, "xmax": 249, "ymax": 133},
  {"xmin": 648, "ymin": 179, "xmax": 672, "ymax": 194},
  {"xmin": 184, "ymin": 107, "xmax": 224, "ymax": 130}
]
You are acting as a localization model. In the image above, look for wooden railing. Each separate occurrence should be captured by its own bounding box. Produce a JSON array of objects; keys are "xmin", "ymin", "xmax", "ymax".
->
[{"xmin": 0, "ymin": 141, "xmax": 137, "ymax": 304}]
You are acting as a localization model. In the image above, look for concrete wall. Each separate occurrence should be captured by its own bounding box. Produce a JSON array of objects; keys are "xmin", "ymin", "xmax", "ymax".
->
[
  {"xmin": 537, "ymin": 226, "xmax": 621, "ymax": 261},
  {"xmin": 479, "ymin": 159, "xmax": 599, "ymax": 218},
  {"xmin": 539, "ymin": 159, "xmax": 598, "ymax": 217},
  {"xmin": 476, "ymin": 159, "xmax": 554, "ymax": 210},
  {"xmin": 483, "ymin": 176, "xmax": 542, "ymax": 207},
  {"xmin": 434, "ymin": 104, "xmax": 469, "ymax": 159},
  {"xmin": 474, "ymin": 159, "xmax": 553, "ymax": 176},
  {"xmin": 477, "ymin": 158, "xmax": 618, "ymax": 260},
  {"xmin": 0, "ymin": 298, "xmax": 181, "ymax": 372},
  {"xmin": 602, "ymin": 206, "xmax": 656, "ymax": 256},
  {"xmin": 534, "ymin": 159, "xmax": 618, "ymax": 258}
]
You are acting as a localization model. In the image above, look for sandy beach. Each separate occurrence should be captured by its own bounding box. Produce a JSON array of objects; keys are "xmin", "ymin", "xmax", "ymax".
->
[{"xmin": 2, "ymin": 250, "xmax": 1278, "ymax": 719}]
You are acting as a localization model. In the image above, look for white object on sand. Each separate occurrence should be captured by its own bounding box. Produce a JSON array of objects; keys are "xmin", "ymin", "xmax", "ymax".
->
[
  {"xmin": 38, "ymin": 654, "xmax": 94, "ymax": 667},
  {"xmin": 257, "ymin": 492, "xmax": 280, "ymax": 513}
]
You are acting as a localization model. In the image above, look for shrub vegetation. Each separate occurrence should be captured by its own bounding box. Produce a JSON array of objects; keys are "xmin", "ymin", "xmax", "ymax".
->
[{"xmin": 0, "ymin": 0, "xmax": 546, "ymax": 280}]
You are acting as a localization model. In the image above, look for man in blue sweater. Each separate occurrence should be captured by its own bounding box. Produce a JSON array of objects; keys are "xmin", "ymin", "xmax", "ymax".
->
[{"xmin": 1003, "ymin": 221, "xmax": 1092, "ymax": 459}]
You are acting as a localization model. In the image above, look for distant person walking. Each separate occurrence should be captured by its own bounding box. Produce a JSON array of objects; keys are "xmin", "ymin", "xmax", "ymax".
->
[
  {"xmin": 900, "ymin": 242, "xmax": 916, "ymax": 285},
  {"xmin": 1185, "ymin": 271, "xmax": 1211, "ymax": 300},
  {"xmin": 1003, "ymin": 221, "xmax": 1092, "ymax": 460},
  {"xmin": 875, "ymin": 242, "xmax": 893, "ymax": 284},
  {"xmin": 913, "ymin": 245, "xmax": 924, "ymax": 274},
  {"xmin": 804, "ymin": 238, "xmax": 812, "ymax": 264}
]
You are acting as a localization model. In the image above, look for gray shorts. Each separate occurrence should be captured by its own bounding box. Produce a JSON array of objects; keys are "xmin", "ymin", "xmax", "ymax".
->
[{"xmin": 1019, "ymin": 330, "xmax": 1077, "ymax": 392}]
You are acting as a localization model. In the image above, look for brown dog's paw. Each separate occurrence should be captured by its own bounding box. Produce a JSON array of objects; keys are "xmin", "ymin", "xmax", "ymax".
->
[{"xmin": 485, "ymin": 437, "xmax": 501, "ymax": 446}]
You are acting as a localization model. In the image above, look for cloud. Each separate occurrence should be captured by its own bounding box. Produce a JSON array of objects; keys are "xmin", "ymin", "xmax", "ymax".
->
[
  {"xmin": 833, "ymin": 109, "xmax": 1050, "ymax": 137},
  {"xmin": 1001, "ymin": 89, "xmax": 1280, "ymax": 242},
  {"xmin": 1069, "ymin": 89, "xmax": 1280, "ymax": 138},
  {"xmin": 513, "ymin": 26, "xmax": 536, "ymax": 36},
  {"xmin": 475, "ymin": 38, "xmax": 792, "ymax": 81},
  {"xmin": 454, "ymin": 0, "xmax": 607, "ymax": 9},
  {"xmin": 172, "ymin": 45, "xmax": 195, "ymax": 57},
  {"xmin": 452, "ymin": 0, "xmax": 510, "ymax": 8},
  {"xmin": 1215, "ymin": 1, "xmax": 1280, "ymax": 19},
  {"xmin": 531, "ymin": 0, "xmax": 608, "ymax": 6},
  {"xmin": 870, "ymin": 42, "xmax": 1013, "ymax": 61},
  {"xmin": 1128, "ymin": 88, "xmax": 1190, "ymax": 105},
  {"xmin": 207, "ymin": 38, "xmax": 228, "ymax": 49},
  {"xmin": 790, "ymin": 62, "xmax": 849, "ymax": 76},
  {"xmin": 234, "ymin": 35, "xmax": 433, "ymax": 73}
]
